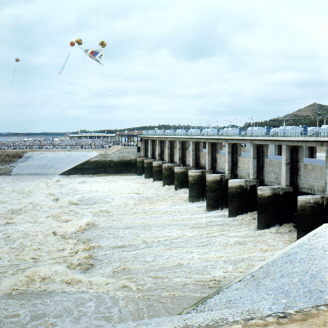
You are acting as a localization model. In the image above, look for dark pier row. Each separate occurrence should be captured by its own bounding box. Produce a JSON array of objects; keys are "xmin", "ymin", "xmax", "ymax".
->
[{"xmin": 139, "ymin": 134, "xmax": 328, "ymax": 238}]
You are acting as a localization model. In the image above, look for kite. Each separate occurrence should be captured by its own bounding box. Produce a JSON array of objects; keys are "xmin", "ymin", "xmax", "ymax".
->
[
  {"xmin": 80, "ymin": 47, "xmax": 105, "ymax": 66},
  {"xmin": 59, "ymin": 38, "xmax": 106, "ymax": 74},
  {"xmin": 79, "ymin": 40, "xmax": 106, "ymax": 66}
]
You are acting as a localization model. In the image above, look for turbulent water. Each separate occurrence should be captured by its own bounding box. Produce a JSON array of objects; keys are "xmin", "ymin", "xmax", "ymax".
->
[{"xmin": 0, "ymin": 175, "xmax": 296, "ymax": 327}]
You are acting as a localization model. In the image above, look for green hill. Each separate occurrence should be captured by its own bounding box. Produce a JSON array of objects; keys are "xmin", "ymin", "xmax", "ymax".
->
[{"xmin": 251, "ymin": 103, "xmax": 328, "ymax": 128}]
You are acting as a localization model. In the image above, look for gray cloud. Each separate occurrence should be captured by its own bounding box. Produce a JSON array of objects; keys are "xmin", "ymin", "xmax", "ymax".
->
[{"xmin": 1, "ymin": 0, "xmax": 328, "ymax": 131}]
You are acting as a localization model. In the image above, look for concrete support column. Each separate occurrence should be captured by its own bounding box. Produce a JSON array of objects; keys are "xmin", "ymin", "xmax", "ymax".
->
[
  {"xmin": 248, "ymin": 179, "xmax": 259, "ymax": 212},
  {"xmin": 206, "ymin": 142, "xmax": 211, "ymax": 170},
  {"xmin": 258, "ymin": 186, "xmax": 296, "ymax": 229},
  {"xmin": 190, "ymin": 141, "xmax": 195, "ymax": 168},
  {"xmin": 149, "ymin": 140, "xmax": 153, "ymax": 159},
  {"xmin": 163, "ymin": 163, "xmax": 175, "ymax": 186},
  {"xmin": 174, "ymin": 166, "xmax": 189, "ymax": 190},
  {"xmin": 257, "ymin": 186, "xmax": 281, "ymax": 229},
  {"xmin": 322, "ymin": 195, "xmax": 328, "ymax": 223},
  {"xmin": 249, "ymin": 142, "xmax": 256, "ymax": 179},
  {"xmin": 228, "ymin": 179, "xmax": 250, "ymax": 217},
  {"xmin": 325, "ymin": 146, "xmax": 328, "ymax": 194},
  {"xmin": 297, "ymin": 195, "xmax": 325, "ymax": 239},
  {"xmin": 206, "ymin": 174, "xmax": 228, "ymax": 211},
  {"xmin": 164, "ymin": 140, "xmax": 170, "ymax": 162},
  {"xmin": 156, "ymin": 139, "xmax": 160, "ymax": 160},
  {"xmin": 144, "ymin": 159, "xmax": 154, "ymax": 179},
  {"xmin": 278, "ymin": 187, "xmax": 296, "ymax": 225},
  {"xmin": 188, "ymin": 170, "xmax": 206, "ymax": 202},
  {"xmin": 176, "ymin": 140, "xmax": 181, "ymax": 164},
  {"xmin": 153, "ymin": 161, "xmax": 164, "ymax": 181},
  {"xmin": 225, "ymin": 142, "xmax": 231, "ymax": 175},
  {"xmin": 137, "ymin": 158, "xmax": 145, "ymax": 176},
  {"xmin": 281, "ymin": 145, "xmax": 290, "ymax": 187},
  {"xmin": 141, "ymin": 140, "xmax": 146, "ymax": 158}
]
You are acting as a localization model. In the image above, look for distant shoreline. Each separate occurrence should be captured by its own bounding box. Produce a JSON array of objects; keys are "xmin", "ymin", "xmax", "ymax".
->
[{"xmin": 0, "ymin": 133, "xmax": 67, "ymax": 137}]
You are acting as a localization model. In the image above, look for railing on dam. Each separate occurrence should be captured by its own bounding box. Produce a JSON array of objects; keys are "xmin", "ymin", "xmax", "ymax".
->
[{"xmin": 140, "ymin": 126, "xmax": 328, "ymax": 138}]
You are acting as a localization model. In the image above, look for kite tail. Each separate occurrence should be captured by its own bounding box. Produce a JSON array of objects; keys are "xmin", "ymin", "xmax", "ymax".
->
[
  {"xmin": 12, "ymin": 65, "xmax": 17, "ymax": 84},
  {"xmin": 59, "ymin": 52, "xmax": 71, "ymax": 74}
]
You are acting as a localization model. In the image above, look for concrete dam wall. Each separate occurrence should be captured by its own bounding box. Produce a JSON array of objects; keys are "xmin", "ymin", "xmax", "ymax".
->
[
  {"xmin": 60, "ymin": 146, "xmax": 137, "ymax": 175},
  {"xmin": 0, "ymin": 146, "xmax": 138, "ymax": 175},
  {"xmin": 11, "ymin": 151, "xmax": 99, "ymax": 175}
]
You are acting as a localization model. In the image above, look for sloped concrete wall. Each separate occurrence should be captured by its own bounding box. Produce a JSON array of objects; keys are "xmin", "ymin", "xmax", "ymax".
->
[
  {"xmin": 11, "ymin": 151, "xmax": 99, "ymax": 175},
  {"xmin": 61, "ymin": 146, "xmax": 138, "ymax": 175},
  {"xmin": 183, "ymin": 224, "xmax": 328, "ymax": 325}
]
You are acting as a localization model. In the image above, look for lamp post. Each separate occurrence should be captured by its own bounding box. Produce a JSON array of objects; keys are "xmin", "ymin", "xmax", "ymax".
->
[
  {"xmin": 283, "ymin": 117, "xmax": 290, "ymax": 126},
  {"xmin": 317, "ymin": 116, "xmax": 321, "ymax": 127},
  {"xmin": 315, "ymin": 111, "xmax": 322, "ymax": 127},
  {"xmin": 256, "ymin": 118, "xmax": 262, "ymax": 127},
  {"xmin": 324, "ymin": 114, "xmax": 328, "ymax": 125}
]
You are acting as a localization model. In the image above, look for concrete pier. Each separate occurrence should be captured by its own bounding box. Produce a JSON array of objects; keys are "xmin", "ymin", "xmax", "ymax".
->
[
  {"xmin": 153, "ymin": 161, "xmax": 164, "ymax": 181},
  {"xmin": 257, "ymin": 186, "xmax": 280, "ymax": 229},
  {"xmin": 322, "ymin": 196, "xmax": 328, "ymax": 223},
  {"xmin": 206, "ymin": 174, "xmax": 227, "ymax": 211},
  {"xmin": 278, "ymin": 187, "xmax": 296, "ymax": 225},
  {"xmin": 144, "ymin": 159, "xmax": 154, "ymax": 179},
  {"xmin": 297, "ymin": 195, "xmax": 324, "ymax": 239},
  {"xmin": 188, "ymin": 170, "xmax": 206, "ymax": 202},
  {"xmin": 163, "ymin": 163, "xmax": 175, "ymax": 186},
  {"xmin": 137, "ymin": 158, "xmax": 145, "ymax": 176},
  {"xmin": 174, "ymin": 166, "xmax": 189, "ymax": 190},
  {"xmin": 228, "ymin": 179, "xmax": 250, "ymax": 217},
  {"xmin": 222, "ymin": 174, "xmax": 230, "ymax": 209},
  {"xmin": 247, "ymin": 179, "xmax": 259, "ymax": 212}
]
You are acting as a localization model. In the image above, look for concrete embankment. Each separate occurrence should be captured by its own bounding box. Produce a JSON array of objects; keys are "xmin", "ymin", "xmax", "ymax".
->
[
  {"xmin": 0, "ymin": 146, "xmax": 138, "ymax": 175},
  {"xmin": 60, "ymin": 146, "xmax": 137, "ymax": 175}
]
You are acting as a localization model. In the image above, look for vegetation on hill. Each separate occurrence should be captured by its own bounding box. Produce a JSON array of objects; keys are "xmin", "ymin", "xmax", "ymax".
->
[{"xmin": 244, "ymin": 103, "xmax": 328, "ymax": 129}]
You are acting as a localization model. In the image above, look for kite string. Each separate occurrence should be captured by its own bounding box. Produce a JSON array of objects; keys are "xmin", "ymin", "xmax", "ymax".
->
[
  {"xmin": 12, "ymin": 65, "xmax": 17, "ymax": 84},
  {"xmin": 59, "ymin": 51, "xmax": 71, "ymax": 74}
]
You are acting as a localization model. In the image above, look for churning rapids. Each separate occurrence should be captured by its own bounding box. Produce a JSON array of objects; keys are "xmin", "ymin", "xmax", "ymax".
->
[{"xmin": 0, "ymin": 175, "xmax": 296, "ymax": 327}]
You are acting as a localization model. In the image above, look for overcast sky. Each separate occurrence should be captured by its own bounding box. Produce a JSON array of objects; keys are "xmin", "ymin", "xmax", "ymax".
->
[{"xmin": 1, "ymin": 0, "xmax": 328, "ymax": 132}]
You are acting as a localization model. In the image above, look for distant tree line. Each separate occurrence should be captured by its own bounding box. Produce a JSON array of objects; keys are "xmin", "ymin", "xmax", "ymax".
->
[{"xmin": 244, "ymin": 115, "xmax": 328, "ymax": 129}]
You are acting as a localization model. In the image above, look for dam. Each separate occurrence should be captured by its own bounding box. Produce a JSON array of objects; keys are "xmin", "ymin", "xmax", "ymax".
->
[
  {"xmin": 139, "ymin": 133, "xmax": 328, "ymax": 195},
  {"xmin": 0, "ymin": 134, "xmax": 327, "ymax": 327}
]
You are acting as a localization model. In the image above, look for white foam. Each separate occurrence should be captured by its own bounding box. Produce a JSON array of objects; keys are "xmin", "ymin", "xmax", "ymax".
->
[{"xmin": 0, "ymin": 175, "xmax": 296, "ymax": 327}]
